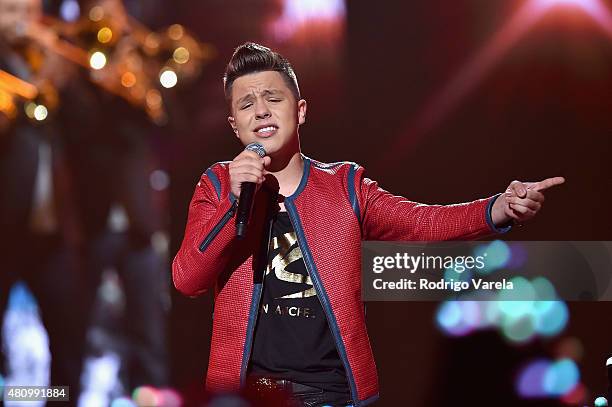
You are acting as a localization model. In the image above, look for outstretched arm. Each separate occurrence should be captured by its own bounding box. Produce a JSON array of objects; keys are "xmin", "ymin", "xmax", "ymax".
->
[{"xmin": 356, "ymin": 164, "xmax": 565, "ymax": 241}]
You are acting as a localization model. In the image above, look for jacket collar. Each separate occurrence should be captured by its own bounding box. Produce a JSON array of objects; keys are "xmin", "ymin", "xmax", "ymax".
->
[{"xmin": 285, "ymin": 154, "xmax": 311, "ymax": 201}]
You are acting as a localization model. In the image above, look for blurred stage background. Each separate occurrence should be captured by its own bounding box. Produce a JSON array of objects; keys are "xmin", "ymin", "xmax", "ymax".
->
[{"xmin": 1, "ymin": 0, "xmax": 611, "ymax": 406}]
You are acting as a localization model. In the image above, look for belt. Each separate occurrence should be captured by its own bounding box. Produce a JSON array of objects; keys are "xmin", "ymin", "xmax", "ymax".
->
[{"xmin": 247, "ymin": 376, "xmax": 324, "ymax": 395}]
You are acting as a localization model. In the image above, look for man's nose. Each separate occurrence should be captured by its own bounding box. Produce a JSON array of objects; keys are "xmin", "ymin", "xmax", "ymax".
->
[{"xmin": 254, "ymin": 101, "xmax": 271, "ymax": 120}]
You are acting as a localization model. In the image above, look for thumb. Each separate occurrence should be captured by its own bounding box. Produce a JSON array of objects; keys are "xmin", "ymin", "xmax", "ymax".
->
[{"xmin": 262, "ymin": 156, "xmax": 272, "ymax": 167}]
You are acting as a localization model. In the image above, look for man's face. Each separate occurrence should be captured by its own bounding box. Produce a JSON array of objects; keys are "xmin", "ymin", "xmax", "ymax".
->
[
  {"xmin": 228, "ymin": 70, "xmax": 306, "ymax": 157},
  {"xmin": 0, "ymin": 0, "xmax": 41, "ymax": 45}
]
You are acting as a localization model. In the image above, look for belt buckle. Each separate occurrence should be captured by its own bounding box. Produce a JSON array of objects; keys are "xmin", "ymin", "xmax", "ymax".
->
[{"xmin": 251, "ymin": 376, "xmax": 286, "ymax": 394}]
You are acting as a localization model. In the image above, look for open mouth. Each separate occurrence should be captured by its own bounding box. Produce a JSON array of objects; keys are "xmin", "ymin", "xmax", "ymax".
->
[{"xmin": 254, "ymin": 125, "xmax": 279, "ymax": 137}]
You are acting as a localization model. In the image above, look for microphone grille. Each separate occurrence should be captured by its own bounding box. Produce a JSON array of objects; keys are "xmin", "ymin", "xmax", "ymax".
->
[{"xmin": 245, "ymin": 142, "xmax": 266, "ymax": 158}]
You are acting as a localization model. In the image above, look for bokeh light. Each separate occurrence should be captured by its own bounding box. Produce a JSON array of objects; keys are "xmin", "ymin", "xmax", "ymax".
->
[
  {"xmin": 460, "ymin": 301, "xmax": 482, "ymax": 329},
  {"xmin": 156, "ymin": 388, "xmax": 182, "ymax": 407},
  {"xmin": 167, "ymin": 24, "xmax": 184, "ymax": 41},
  {"xmin": 111, "ymin": 397, "xmax": 136, "ymax": 407},
  {"xmin": 516, "ymin": 359, "xmax": 551, "ymax": 397},
  {"xmin": 59, "ymin": 0, "xmax": 80, "ymax": 22},
  {"xmin": 498, "ymin": 277, "xmax": 536, "ymax": 317},
  {"xmin": 97, "ymin": 27, "xmax": 113, "ymax": 44},
  {"xmin": 443, "ymin": 267, "xmax": 472, "ymax": 284},
  {"xmin": 150, "ymin": 169, "xmax": 170, "ymax": 191},
  {"xmin": 132, "ymin": 385, "xmax": 160, "ymax": 406},
  {"xmin": 436, "ymin": 300, "xmax": 473, "ymax": 336},
  {"xmin": 270, "ymin": 0, "xmax": 346, "ymax": 41},
  {"xmin": 533, "ymin": 300, "xmax": 568, "ymax": 337},
  {"xmin": 33, "ymin": 105, "xmax": 48, "ymax": 121},
  {"xmin": 537, "ymin": 0, "xmax": 598, "ymax": 8},
  {"xmin": 172, "ymin": 47, "xmax": 190, "ymax": 64},
  {"xmin": 24, "ymin": 102, "xmax": 36, "ymax": 119},
  {"xmin": 506, "ymin": 243, "xmax": 529, "ymax": 269},
  {"xmin": 531, "ymin": 277, "xmax": 557, "ymax": 301},
  {"xmin": 501, "ymin": 313, "xmax": 536, "ymax": 343},
  {"xmin": 543, "ymin": 359, "xmax": 580, "ymax": 396},
  {"xmin": 121, "ymin": 72, "xmax": 137, "ymax": 88},
  {"xmin": 516, "ymin": 358, "xmax": 580, "ymax": 399},
  {"xmin": 436, "ymin": 275, "xmax": 569, "ymax": 343},
  {"xmin": 88, "ymin": 5, "xmax": 104, "ymax": 22},
  {"xmin": 159, "ymin": 70, "xmax": 178, "ymax": 88},
  {"xmin": 474, "ymin": 240, "xmax": 511, "ymax": 274},
  {"xmin": 90, "ymin": 51, "xmax": 107, "ymax": 70},
  {"xmin": 146, "ymin": 89, "xmax": 163, "ymax": 110}
]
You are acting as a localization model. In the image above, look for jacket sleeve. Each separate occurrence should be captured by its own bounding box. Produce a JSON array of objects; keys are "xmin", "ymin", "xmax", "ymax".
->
[
  {"xmin": 172, "ymin": 166, "xmax": 238, "ymax": 296},
  {"xmin": 355, "ymin": 166, "xmax": 511, "ymax": 241}
]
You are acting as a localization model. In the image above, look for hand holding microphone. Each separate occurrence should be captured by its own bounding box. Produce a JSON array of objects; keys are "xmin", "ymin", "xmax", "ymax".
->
[{"xmin": 229, "ymin": 143, "xmax": 270, "ymax": 238}]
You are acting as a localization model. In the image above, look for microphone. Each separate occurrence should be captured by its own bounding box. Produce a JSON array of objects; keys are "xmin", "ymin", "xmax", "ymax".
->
[{"xmin": 236, "ymin": 142, "xmax": 267, "ymax": 239}]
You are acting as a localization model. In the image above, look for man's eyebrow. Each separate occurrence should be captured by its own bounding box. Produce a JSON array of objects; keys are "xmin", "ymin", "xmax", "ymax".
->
[
  {"xmin": 261, "ymin": 89, "xmax": 282, "ymax": 96},
  {"xmin": 236, "ymin": 88, "xmax": 284, "ymax": 105},
  {"xmin": 235, "ymin": 93, "xmax": 254, "ymax": 105}
]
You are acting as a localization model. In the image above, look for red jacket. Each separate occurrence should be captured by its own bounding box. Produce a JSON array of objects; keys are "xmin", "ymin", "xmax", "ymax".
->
[{"xmin": 172, "ymin": 156, "xmax": 509, "ymax": 406}]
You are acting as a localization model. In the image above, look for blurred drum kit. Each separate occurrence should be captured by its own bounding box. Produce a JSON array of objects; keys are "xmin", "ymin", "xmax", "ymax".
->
[{"xmin": 0, "ymin": 0, "xmax": 213, "ymax": 126}]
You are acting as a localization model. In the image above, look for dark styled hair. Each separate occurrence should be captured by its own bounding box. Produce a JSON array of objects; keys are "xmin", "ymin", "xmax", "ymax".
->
[{"xmin": 223, "ymin": 42, "xmax": 301, "ymax": 102}]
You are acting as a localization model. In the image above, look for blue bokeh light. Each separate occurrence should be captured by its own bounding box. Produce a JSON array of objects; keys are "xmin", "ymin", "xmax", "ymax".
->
[
  {"xmin": 110, "ymin": 397, "xmax": 137, "ymax": 407},
  {"xmin": 543, "ymin": 358, "xmax": 580, "ymax": 396},
  {"xmin": 475, "ymin": 240, "xmax": 511, "ymax": 274},
  {"xmin": 534, "ymin": 301, "xmax": 568, "ymax": 337}
]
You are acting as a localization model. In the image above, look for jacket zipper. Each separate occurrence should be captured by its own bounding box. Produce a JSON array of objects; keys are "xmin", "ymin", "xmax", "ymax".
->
[
  {"xmin": 199, "ymin": 200, "xmax": 237, "ymax": 252},
  {"xmin": 284, "ymin": 200, "xmax": 360, "ymax": 405}
]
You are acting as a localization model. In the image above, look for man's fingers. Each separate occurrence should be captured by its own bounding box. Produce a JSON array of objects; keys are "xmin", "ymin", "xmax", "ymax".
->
[
  {"xmin": 230, "ymin": 163, "xmax": 264, "ymax": 175},
  {"xmin": 502, "ymin": 176, "xmax": 563, "ymax": 222},
  {"xmin": 232, "ymin": 169, "xmax": 264, "ymax": 182},
  {"xmin": 239, "ymin": 150, "xmax": 265, "ymax": 161},
  {"xmin": 507, "ymin": 197, "xmax": 541, "ymax": 211},
  {"xmin": 529, "ymin": 176, "xmax": 565, "ymax": 192},
  {"xmin": 239, "ymin": 174, "xmax": 263, "ymax": 184},
  {"xmin": 509, "ymin": 180, "xmax": 527, "ymax": 198},
  {"xmin": 509, "ymin": 203, "xmax": 535, "ymax": 217},
  {"xmin": 526, "ymin": 189, "xmax": 545, "ymax": 203}
]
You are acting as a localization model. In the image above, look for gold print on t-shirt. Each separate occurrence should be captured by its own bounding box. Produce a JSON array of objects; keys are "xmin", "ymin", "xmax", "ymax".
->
[{"xmin": 266, "ymin": 232, "xmax": 316, "ymax": 299}]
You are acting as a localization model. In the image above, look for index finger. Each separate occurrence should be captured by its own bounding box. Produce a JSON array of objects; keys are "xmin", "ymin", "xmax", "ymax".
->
[
  {"xmin": 237, "ymin": 150, "xmax": 265, "ymax": 161},
  {"xmin": 529, "ymin": 177, "xmax": 565, "ymax": 192}
]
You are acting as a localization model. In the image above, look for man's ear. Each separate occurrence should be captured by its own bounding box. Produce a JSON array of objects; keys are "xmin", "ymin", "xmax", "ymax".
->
[
  {"xmin": 228, "ymin": 116, "xmax": 239, "ymax": 138},
  {"xmin": 297, "ymin": 99, "xmax": 307, "ymax": 125}
]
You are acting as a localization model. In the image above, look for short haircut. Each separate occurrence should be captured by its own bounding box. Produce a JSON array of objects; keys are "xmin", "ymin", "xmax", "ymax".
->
[{"xmin": 223, "ymin": 42, "xmax": 301, "ymax": 103}]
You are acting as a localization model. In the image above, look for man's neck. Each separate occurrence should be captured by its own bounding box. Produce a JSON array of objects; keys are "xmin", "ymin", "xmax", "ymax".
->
[{"xmin": 267, "ymin": 151, "xmax": 304, "ymax": 198}]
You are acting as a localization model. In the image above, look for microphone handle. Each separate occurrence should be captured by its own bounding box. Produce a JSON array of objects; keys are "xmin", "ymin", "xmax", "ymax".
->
[
  {"xmin": 235, "ymin": 142, "xmax": 266, "ymax": 239},
  {"xmin": 236, "ymin": 181, "xmax": 256, "ymax": 239}
]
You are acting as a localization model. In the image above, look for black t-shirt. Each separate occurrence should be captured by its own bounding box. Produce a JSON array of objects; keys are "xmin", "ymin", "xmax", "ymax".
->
[{"xmin": 249, "ymin": 212, "xmax": 350, "ymax": 395}]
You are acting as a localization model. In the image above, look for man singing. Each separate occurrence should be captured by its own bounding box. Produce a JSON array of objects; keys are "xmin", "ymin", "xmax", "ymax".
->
[{"xmin": 172, "ymin": 42, "xmax": 564, "ymax": 406}]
